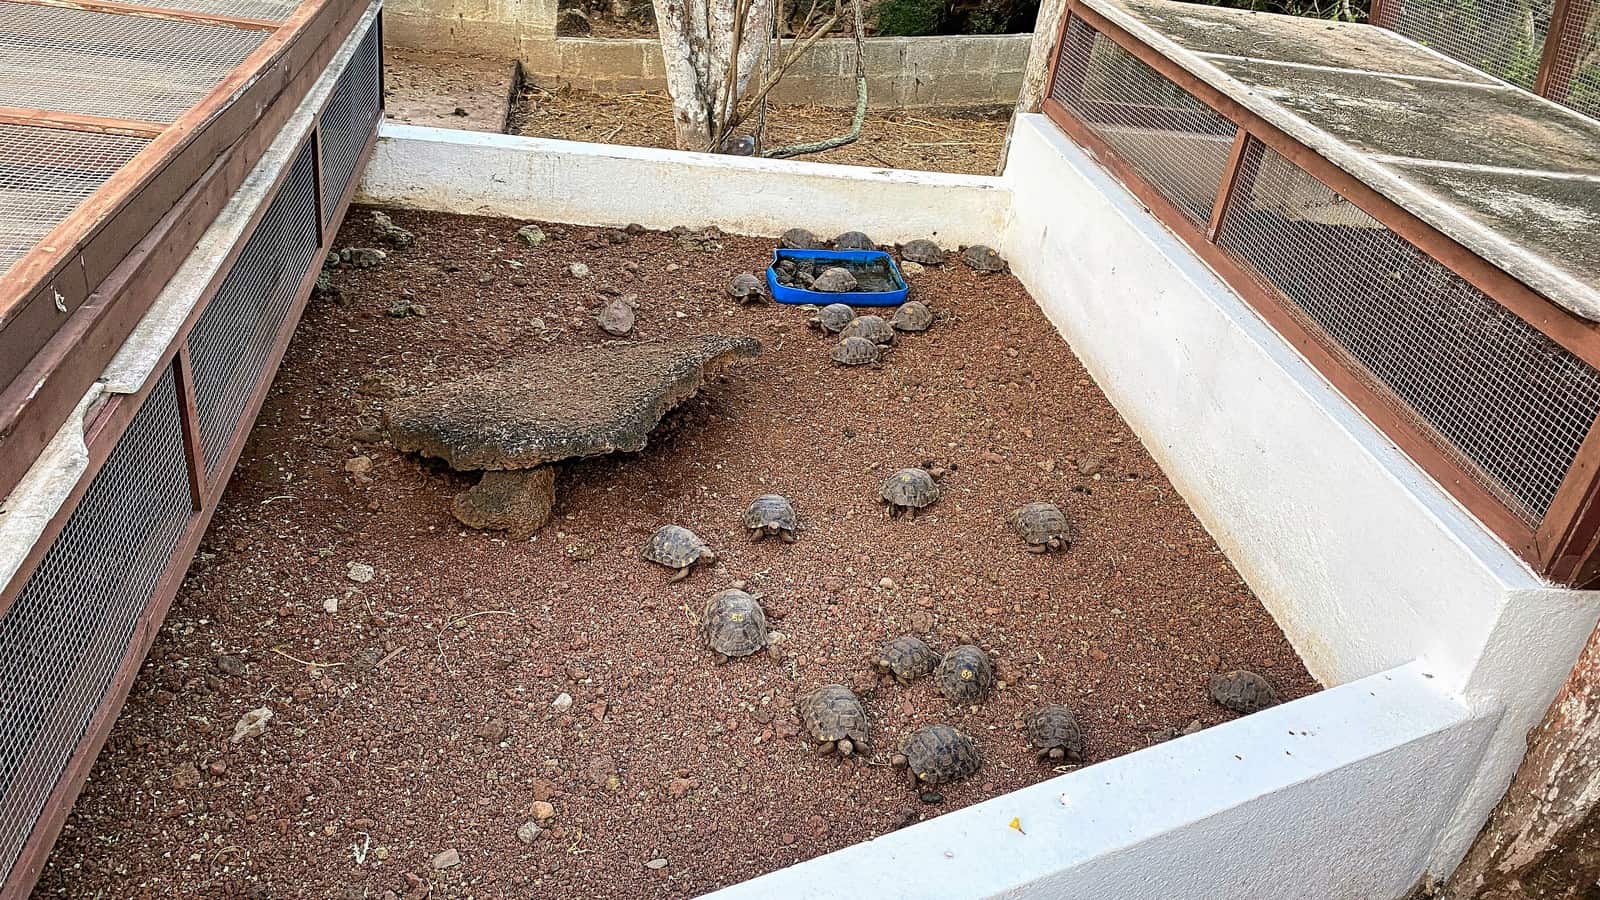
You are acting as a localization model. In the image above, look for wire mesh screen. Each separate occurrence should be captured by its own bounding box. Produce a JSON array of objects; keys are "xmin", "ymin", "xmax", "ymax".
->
[
  {"xmin": 0, "ymin": 4, "xmax": 268, "ymax": 124},
  {"xmin": 92, "ymin": 0, "xmax": 300, "ymax": 23},
  {"xmin": 318, "ymin": 21, "xmax": 381, "ymax": 224},
  {"xmin": 188, "ymin": 143, "xmax": 319, "ymax": 474},
  {"xmin": 1386, "ymin": 0, "xmax": 1553, "ymax": 89},
  {"xmin": 1550, "ymin": 0, "xmax": 1600, "ymax": 116},
  {"xmin": 1050, "ymin": 16, "xmax": 1238, "ymax": 227},
  {"xmin": 0, "ymin": 365, "xmax": 192, "ymax": 884},
  {"xmin": 1215, "ymin": 139, "xmax": 1600, "ymax": 524},
  {"xmin": 0, "ymin": 125, "xmax": 151, "ymax": 276}
]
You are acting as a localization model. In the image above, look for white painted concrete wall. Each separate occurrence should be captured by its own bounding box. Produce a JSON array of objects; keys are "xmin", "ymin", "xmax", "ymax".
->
[
  {"xmin": 709, "ymin": 663, "xmax": 1489, "ymax": 900},
  {"xmin": 997, "ymin": 113, "xmax": 1600, "ymax": 875},
  {"xmin": 358, "ymin": 124, "xmax": 1010, "ymax": 248}
]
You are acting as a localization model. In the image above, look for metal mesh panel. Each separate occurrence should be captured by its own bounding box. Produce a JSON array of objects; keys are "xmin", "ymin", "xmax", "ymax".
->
[
  {"xmin": 188, "ymin": 143, "xmax": 320, "ymax": 473},
  {"xmin": 1050, "ymin": 17, "xmax": 1237, "ymax": 228},
  {"xmin": 0, "ymin": 125, "xmax": 150, "ymax": 276},
  {"xmin": 1551, "ymin": 0, "xmax": 1600, "ymax": 117},
  {"xmin": 1215, "ymin": 140, "xmax": 1600, "ymax": 523},
  {"xmin": 1387, "ymin": 0, "xmax": 1553, "ymax": 89},
  {"xmin": 92, "ymin": 0, "xmax": 300, "ymax": 23},
  {"xmin": 0, "ymin": 4, "xmax": 267, "ymax": 123},
  {"xmin": 0, "ymin": 365, "xmax": 192, "ymax": 882},
  {"xmin": 318, "ymin": 22, "xmax": 381, "ymax": 223}
]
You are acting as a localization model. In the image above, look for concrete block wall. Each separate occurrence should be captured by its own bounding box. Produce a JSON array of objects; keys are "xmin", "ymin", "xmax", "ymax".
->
[{"xmin": 383, "ymin": 0, "xmax": 1030, "ymax": 107}]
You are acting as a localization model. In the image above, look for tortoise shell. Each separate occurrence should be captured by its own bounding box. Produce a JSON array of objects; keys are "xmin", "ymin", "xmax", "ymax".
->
[
  {"xmin": 831, "ymin": 336, "xmax": 881, "ymax": 366},
  {"xmin": 702, "ymin": 589, "xmax": 768, "ymax": 659},
  {"xmin": 811, "ymin": 302, "xmax": 855, "ymax": 333},
  {"xmin": 880, "ymin": 467, "xmax": 940, "ymax": 516},
  {"xmin": 961, "ymin": 245, "xmax": 1007, "ymax": 273},
  {"xmin": 936, "ymin": 644, "xmax": 995, "ymax": 704},
  {"xmin": 797, "ymin": 684, "xmax": 872, "ymax": 756},
  {"xmin": 1010, "ymin": 501, "xmax": 1073, "ymax": 552},
  {"xmin": 743, "ymin": 494, "xmax": 798, "ymax": 541},
  {"xmin": 728, "ymin": 272, "xmax": 766, "ymax": 303},
  {"xmin": 841, "ymin": 314, "xmax": 894, "ymax": 345},
  {"xmin": 899, "ymin": 239, "xmax": 944, "ymax": 266},
  {"xmin": 891, "ymin": 301, "xmax": 933, "ymax": 333},
  {"xmin": 832, "ymin": 231, "xmax": 874, "ymax": 251},
  {"xmin": 1208, "ymin": 670, "xmax": 1280, "ymax": 714},
  {"xmin": 875, "ymin": 635, "xmax": 938, "ymax": 684},
  {"xmin": 642, "ymin": 525, "xmax": 714, "ymax": 578},
  {"xmin": 894, "ymin": 724, "xmax": 981, "ymax": 786},
  {"xmin": 1024, "ymin": 704, "xmax": 1085, "ymax": 763},
  {"xmin": 813, "ymin": 267, "xmax": 858, "ymax": 293},
  {"xmin": 781, "ymin": 228, "xmax": 821, "ymax": 249}
]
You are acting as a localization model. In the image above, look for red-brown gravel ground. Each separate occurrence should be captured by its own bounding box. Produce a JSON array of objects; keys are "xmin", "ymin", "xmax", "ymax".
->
[{"xmin": 37, "ymin": 209, "xmax": 1317, "ymax": 899}]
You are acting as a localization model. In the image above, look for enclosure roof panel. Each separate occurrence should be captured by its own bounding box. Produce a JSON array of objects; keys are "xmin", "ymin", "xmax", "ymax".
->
[{"xmin": 1093, "ymin": 0, "xmax": 1600, "ymax": 323}]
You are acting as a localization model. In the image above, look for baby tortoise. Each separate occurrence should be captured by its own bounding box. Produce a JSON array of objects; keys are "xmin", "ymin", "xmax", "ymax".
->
[
  {"xmin": 1208, "ymin": 670, "xmax": 1280, "ymax": 714},
  {"xmin": 832, "ymin": 336, "xmax": 881, "ymax": 367},
  {"xmin": 841, "ymin": 314, "xmax": 895, "ymax": 345},
  {"xmin": 899, "ymin": 239, "xmax": 944, "ymax": 266},
  {"xmin": 809, "ymin": 302, "xmax": 855, "ymax": 333},
  {"xmin": 832, "ymin": 231, "xmax": 875, "ymax": 250},
  {"xmin": 880, "ymin": 467, "xmax": 940, "ymax": 518},
  {"xmin": 936, "ymin": 644, "xmax": 995, "ymax": 704},
  {"xmin": 961, "ymin": 244, "xmax": 1007, "ymax": 273},
  {"xmin": 641, "ymin": 525, "xmax": 716, "ymax": 582},
  {"xmin": 781, "ymin": 227, "xmax": 821, "ymax": 249},
  {"xmin": 728, "ymin": 272, "xmax": 767, "ymax": 304},
  {"xmin": 891, "ymin": 724, "xmax": 981, "ymax": 787},
  {"xmin": 813, "ymin": 267, "xmax": 858, "ymax": 293},
  {"xmin": 1010, "ymin": 501, "xmax": 1073, "ymax": 553},
  {"xmin": 875, "ymin": 635, "xmax": 939, "ymax": 685},
  {"xmin": 797, "ymin": 684, "xmax": 872, "ymax": 757},
  {"xmin": 702, "ymin": 589, "xmax": 768, "ymax": 662},
  {"xmin": 891, "ymin": 301, "xmax": 933, "ymax": 333},
  {"xmin": 743, "ymin": 494, "xmax": 799, "ymax": 542},
  {"xmin": 1023, "ymin": 704, "xmax": 1085, "ymax": 763}
]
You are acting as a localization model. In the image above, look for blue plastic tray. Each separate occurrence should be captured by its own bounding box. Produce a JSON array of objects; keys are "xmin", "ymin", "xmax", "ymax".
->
[{"xmin": 766, "ymin": 248, "xmax": 909, "ymax": 307}]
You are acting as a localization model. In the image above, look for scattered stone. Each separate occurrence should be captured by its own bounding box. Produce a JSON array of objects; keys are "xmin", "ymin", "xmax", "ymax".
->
[
  {"xmin": 215, "ymin": 654, "xmax": 245, "ymax": 676},
  {"xmin": 386, "ymin": 299, "xmax": 427, "ymax": 318},
  {"xmin": 812, "ymin": 267, "xmax": 857, "ymax": 293},
  {"xmin": 170, "ymin": 761, "xmax": 202, "ymax": 789},
  {"xmin": 452, "ymin": 469, "xmax": 557, "ymax": 539},
  {"xmin": 900, "ymin": 260, "xmax": 926, "ymax": 277},
  {"xmin": 346, "ymin": 562, "xmax": 375, "ymax": 583},
  {"xmin": 431, "ymin": 849, "xmax": 461, "ymax": 870},
  {"xmin": 323, "ymin": 596, "xmax": 339, "ymax": 614},
  {"xmin": 568, "ymin": 262, "xmax": 591, "ymax": 278},
  {"xmin": 552, "ymin": 692, "xmax": 573, "ymax": 711},
  {"xmin": 344, "ymin": 455, "xmax": 373, "ymax": 475},
  {"xmin": 371, "ymin": 211, "xmax": 414, "ymax": 248},
  {"xmin": 339, "ymin": 247, "xmax": 386, "ymax": 269},
  {"xmin": 596, "ymin": 297, "xmax": 636, "ymax": 336},
  {"xmin": 517, "ymin": 224, "xmax": 547, "ymax": 247},
  {"xmin": 313, "ymin": 270, "xmax": 339, "ymax": 300},
  {"xmin": 531, "ymin": 801, "xmax": 557, "ymax": 822},
  {"xmin": 666, "ymin": 776, "xmax": 696, "ymax": 798},
  {"xmin": 230, "ymin": 707, "xmax": 273, "ymax": 743},
  {"xmin": 645, "ymin": 858, "xmax": 669, "ymax": 870},
  {"xmin": 1076, "ymin": 456, "xmax": 1105, "ymax": 476},
  {"xmin": 516, "ymin": 821, "xmax": 543, "ymax": 844},
  {"xmin": 476, "ymin": 720, "xmax": 510, "ymax": 742}
]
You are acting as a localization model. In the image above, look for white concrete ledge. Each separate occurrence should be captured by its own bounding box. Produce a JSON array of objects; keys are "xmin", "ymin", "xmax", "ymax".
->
[
  {"xmin": 708, "ymin": 663, "xmax": 1488, "ymax": 900},
  {"xmin": 357, "ymin": 123, "xmax": 1011, "ymax": 247}
]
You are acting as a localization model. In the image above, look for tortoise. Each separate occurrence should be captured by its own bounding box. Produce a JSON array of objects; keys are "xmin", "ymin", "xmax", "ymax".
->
[
  {"xmin": 891, "ymin": 301, "xmax": 934, "ymax": 333},
  {"xmin": 841, "ymin": 314, "xmax": 894, "ymax": 345},
  {"xmin": 702, "ymin": 589, "xmax": 768, "ymax": 662},
  {"xmin": 1010, "ymin": 501, "xmax": 1073, "ymax": 553},
  {"xmin": 832, "ymin": 231, "xmax": 875, "ymax": 251},
  {"xmin": 874, "ymin": 635, "xmax": 939, "ymax": 684},
  {"xmin": 813, "ymin": 267, "xmax": 858, "ymax": 293},
  {"xmin": 1023, "ymin": 704, "xmax": 1085, "ymax": 763},
  {"xmin": 831, "ymin": 336, "xmax": 881, "ymax": 367},
  {"xmin": 936, "ymin": 644, "xmax": 995, "ymax": 704},
  {"xmin": 797, "ymin": 684, "xmax": 872, "ymax": 756},
  {"xmin": 641, "ymin": 525, "xmax": 716, "ymax": 582},
  {"xmin": 728, "ymin": 272, "xmax": 767, "ymax": 304},
  {"xmin": 891, "ymin": 724, "xmax": 981, "ymax": 787},
  {"xmin": 880, "ymin": 467, "xmax": 940, "ymax": 518},
  {"xmin": 961, "ymin": 245, "xmax": 1007, "ymax": 273},
  {"xmin": 899, "ymin": 239, "xmax": 944, "ymax": 266},
  {"xmin": 781, "ymin": 228, "xmax": 821, "ymax": 250},
  {"xmin": 1208, "ymin": 670, "xmax": 1280, "ymax": 714},
  {"xmin": 743, "ymin": 494, "xmax": 799, "ymax": 542},
  {"xmin": 810, "ymin": 302, "xmax": 855, "ymax": 334}
]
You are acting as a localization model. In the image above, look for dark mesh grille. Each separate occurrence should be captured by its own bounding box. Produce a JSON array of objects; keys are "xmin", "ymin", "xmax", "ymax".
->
[
  {"xmin": 319, "ymin": 22, "xmax": 381, "ymax": 223},
  {"xmin": 1050, "ymin": 17, "xmax": 1238, "ymax": 227},
  {"xmin": 1214, "ymin": 139, "xmax": 1600, "ymax": 523},
  {"xmin": 1549, "ymin": 0, "xmax": 1600, "ymax": 118},
  {"xmin": 0, "ymin": 366, "xmax": 192, "ymax": 881},
  {"xmin": 188, "ymin": 143, "xmax": 319, "ymax": 474}
]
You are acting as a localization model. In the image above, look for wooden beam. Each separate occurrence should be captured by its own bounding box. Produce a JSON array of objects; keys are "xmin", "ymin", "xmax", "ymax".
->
[
  {"xmin": 0, "ymin": 107, "xmax": 166, "ymax": 138},
  {"xmin": 2, "ymin": 0, "xmax": 282, "ymax": 30}
]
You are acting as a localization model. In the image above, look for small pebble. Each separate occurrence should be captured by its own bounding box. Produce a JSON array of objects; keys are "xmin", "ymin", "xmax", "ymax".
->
[
  {"xmin": 431, "ymin": 849, "xmax": 461, "ymax": 870},
  {"xmin": 645, "ymin": 858, "xmax": 669, "ymax": 870},
  {"xmin": 552, "ymin": 692, "xmax": 573, "ymax": 711},
  {"xmin": 346, "ymin": 562, "xmax": 374, "ymax": 583},
  {"xmin": 568, "ymin": 262, "xmax": 591, "ymax": 278},
  {"xmin": 516, "ymin": 821, "xmax": 543, "ymax": 844}
]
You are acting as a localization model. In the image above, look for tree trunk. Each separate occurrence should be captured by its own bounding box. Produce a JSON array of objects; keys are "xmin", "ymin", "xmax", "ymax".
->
[
  {"xmin": 1442, "ymin": 623, "xmax": 1600, "ymax": 899},
  {"xmin": 651, "ymin": 0, "xmax": 775, "ymax": 151},
  {"xmin": 996, "ymin": 0, "xmax": 1069, "ymax": 173}
]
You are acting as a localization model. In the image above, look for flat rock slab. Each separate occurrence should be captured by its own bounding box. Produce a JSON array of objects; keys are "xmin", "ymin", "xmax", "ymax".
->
[{"xmin": 387, "ymin": 335, "xmax": 761, "ymax": 471}]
